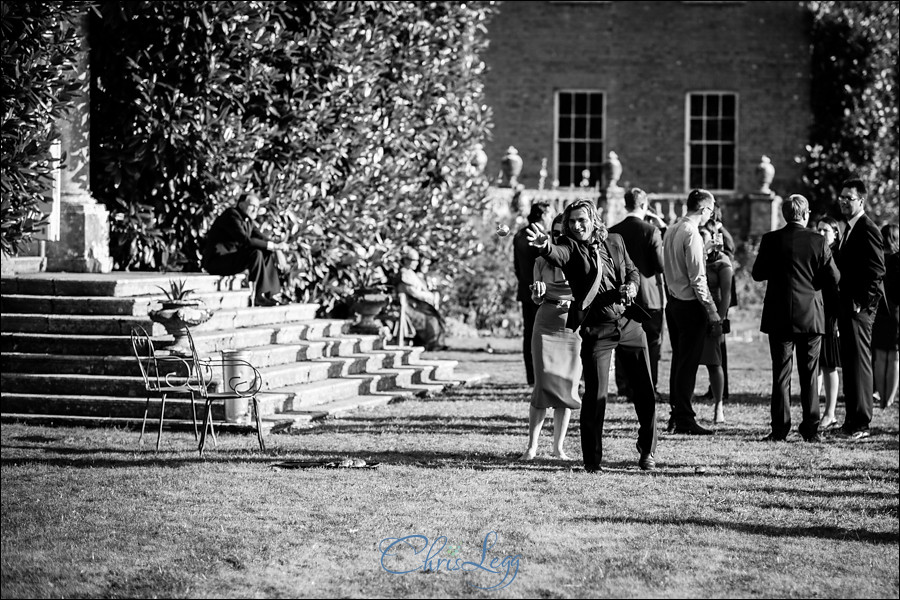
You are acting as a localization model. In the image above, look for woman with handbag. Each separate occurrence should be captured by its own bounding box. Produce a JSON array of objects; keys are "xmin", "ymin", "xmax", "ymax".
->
[
  {"xmin": 520, "ymin": 215, "xmax": 582, "ymax": 460},
  {"xmin": 699, "ymin": 228, "xmax": 733, "ymax": 423}
]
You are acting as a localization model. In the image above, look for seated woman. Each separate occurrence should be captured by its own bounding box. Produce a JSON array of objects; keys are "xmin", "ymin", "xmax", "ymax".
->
[{"xmin": 396, "ymin": 247, "xmax": 447, "ymax": 351}]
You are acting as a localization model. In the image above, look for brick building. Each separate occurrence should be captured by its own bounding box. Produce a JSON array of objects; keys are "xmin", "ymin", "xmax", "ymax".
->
[{"xmin": 480, "ymin": 0, "xmax": 812, "ymax": 209}]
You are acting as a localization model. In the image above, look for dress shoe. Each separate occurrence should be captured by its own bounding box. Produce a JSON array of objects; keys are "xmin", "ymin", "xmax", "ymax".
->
[
  {"xmin": 803, "ymin": 433, "xmax": 823, "ymax": 443},
  {"xmin": 639, "ymin": 452, "xmax": 656, "ymax": 471},
  {"xmin": 759, "ymin": 432, "xmax": 787, "ymax": 442},
  {"xmin": 584, "ymin": 464, "xmax": 603, "ymax": 474},
  {"xmin": 673, "ymin": 422, "xmax": 714, "ymax": 436},
  {"xmin": 255, "ymin": 295, "xmax": 278, "ymax": 307}
]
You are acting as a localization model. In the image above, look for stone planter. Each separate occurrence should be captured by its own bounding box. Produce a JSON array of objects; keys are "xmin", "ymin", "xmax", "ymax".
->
[
  {"xmin": 349, "ymin": 291, "xmax": 391, "ymax": 335},
  {"xmin": 148, "ymin": 301, "xmax": 215, "ymax": 355}
]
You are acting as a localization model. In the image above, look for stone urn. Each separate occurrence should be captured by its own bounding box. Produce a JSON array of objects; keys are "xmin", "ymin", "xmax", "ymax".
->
[
  {"xmin": 756, "ymin": 155, "xmax": 775, "ymax": 194},
  {"xmin": 602, "ymin": 151, "xmax": 623, "ymax": 189},
  {"xmin": 500, "ymin": 146, "xmax": 523, "ymax": 188},
  {"xmin": 349, "ymin": 289, "xmax": 391, "ymax": 335},
  {"xmin": 148, "ymin": 301, "xmax": 215, "ymax": 356}
]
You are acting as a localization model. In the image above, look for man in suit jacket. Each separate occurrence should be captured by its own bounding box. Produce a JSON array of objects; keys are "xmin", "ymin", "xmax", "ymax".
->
[
  {"xmin": 609, "ymin": 188, "xmax": 666, "ymax": 398},
  {"xmin": 752, "ymin": 194, "xmax": 840, "ymax": 442},
  {"xmin": 835, "ymin": 178, "xmax": 886, "ymax": 439},
  {"xmin": 202, "ymin": 193, "xmax": 289, "ymax": 306},
  {"xmin": 527, "ymin": 199, "xmax": 658, "ymax": 472},
  {"xmin": 513, "ymin": 202, "xmax": 554, "ymax": 385}
]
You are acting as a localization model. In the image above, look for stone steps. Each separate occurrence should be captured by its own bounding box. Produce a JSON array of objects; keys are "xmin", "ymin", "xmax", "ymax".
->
[{"xmin": 0, "ymin": 272, "xmax": 479, "ymax": 434}]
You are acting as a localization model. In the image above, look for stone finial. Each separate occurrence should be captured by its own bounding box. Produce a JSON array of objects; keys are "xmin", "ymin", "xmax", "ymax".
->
[
  {"xmin": 757, "ymin": 155, "xmax": 775, "ymax": 194},
  {"xmin": 500, "ymin": 146, "xmax": 523, "ymax": 188},
  {"xmin": 602, "ymin": 151, "xmax": 622, "ymax": 190}
]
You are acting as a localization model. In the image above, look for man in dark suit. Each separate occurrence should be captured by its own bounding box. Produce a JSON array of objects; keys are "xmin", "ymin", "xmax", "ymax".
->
[
  {"xmin": 513, "ymin": 202, "xmax": 553, "ymax": 385},
  {"xmin": 526, "ymin": 199, "xmax": 658, "ymax": 472},
  {"xmin": 609, "ymin": 188, "xmax": 666, "ymax": 399},
  {"xmin": 751, "ymin": 194, "xmax": 840, "ymax": 442},
  {"xmin": 835, "ymin": 178, "xmax": 886, "ymax": 439},
  {"xmin": 202, "ymin": 193, "xmax": 289, "ymax": 306}
]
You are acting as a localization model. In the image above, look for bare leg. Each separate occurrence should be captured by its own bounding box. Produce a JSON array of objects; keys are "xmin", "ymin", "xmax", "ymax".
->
[
  {"xmin": 874, "ymin": 349, "xmax": 900, "ymax": 408},
  {"xmin": 709, "ymin": 365, "xmax": 725, "ymax": 423},
  {"xmin": 520, "ymin": 406, "xmax": 546, "ymax": 460},
  {"xmin": 551, "ymin": 408, "xmax": 573, "ymax": 460},
  {"xmin": 820, "ymin": 367, "xmax": 839, "ymax": 428}
]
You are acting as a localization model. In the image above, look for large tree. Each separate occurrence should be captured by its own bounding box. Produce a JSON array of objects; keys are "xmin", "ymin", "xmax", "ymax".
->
[
  {"xmin": 802, "ymin": 1, "xmax": 899, "ymax": 224},
  {"xmin": 0, "ymin": 1, "xmax": 84, "ymax": 256},
  {"xmin": 89, "ymin": 1, "xmax": 495, "ymax": 314}
]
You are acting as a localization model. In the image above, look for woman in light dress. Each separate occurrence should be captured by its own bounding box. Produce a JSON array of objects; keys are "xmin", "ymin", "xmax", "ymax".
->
[{"xmin": 521, "ymin": 215, "xmax": 582, "ymax": 460}]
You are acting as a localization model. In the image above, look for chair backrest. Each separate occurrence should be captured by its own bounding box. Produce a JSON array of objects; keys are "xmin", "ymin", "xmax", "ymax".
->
[
  {"xmin": 130, "ymin": 326, "xmax": 156, "ymax": 390},
  {"xmin": 183, "ymin": 326, "xmax": 263, "ymax": 397},
  {"xmin": 130, "ymin": 325, "xmax": 203, "ymax": 392}
]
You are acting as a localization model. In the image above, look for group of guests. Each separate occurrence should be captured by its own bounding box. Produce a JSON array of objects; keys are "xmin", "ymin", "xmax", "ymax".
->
[
  {"xmin": 514, "ymin": 179, "xmax": 897, "ymax": 472},
  {"xmin": 200, "ymin": 192, "xmax": 448, "ymax": 349}
]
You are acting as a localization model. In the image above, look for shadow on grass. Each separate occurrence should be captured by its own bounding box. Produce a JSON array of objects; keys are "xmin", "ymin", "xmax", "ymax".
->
[{"xmin": 576, "ymin": 514, "xmax": 900, "ymax": 546}]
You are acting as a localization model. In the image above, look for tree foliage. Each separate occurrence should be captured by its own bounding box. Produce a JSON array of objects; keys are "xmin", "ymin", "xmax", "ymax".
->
[
  {"xmin": 801, "ymin": 1, "xmax": 899, "ymax": 224},
  {"xmin": 0, "ymin": 1, "xmax": 84, "ymax": 255},
  {"xmin": 89, "ymin": 1, "xmax": 495, "ymax": 314}
]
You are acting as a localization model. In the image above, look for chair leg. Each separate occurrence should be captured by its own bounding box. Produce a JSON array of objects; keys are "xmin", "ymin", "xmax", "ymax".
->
[
  {"xmin": 189, "ymin": 392, "xmax": 199, "ymax": 441},
  {"xmin": 198, "ymin": 396, "xmax": 213, "ymax": 457},
  {"xmin": 139, "ymin": 393, "xmax": 151, "ymax": 447},
  {"xmin": 252, "ymin": 396, "xmax": 266, "ymax": 452},
  {"xmin": 156, "ymin": 393, "xmax": 167, "ymax": 452}
]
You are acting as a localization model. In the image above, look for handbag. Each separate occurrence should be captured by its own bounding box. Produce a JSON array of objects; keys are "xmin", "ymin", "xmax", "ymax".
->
[{"xmin": 537, "ymin": 328, "xmax": 583, "ymax": 409}]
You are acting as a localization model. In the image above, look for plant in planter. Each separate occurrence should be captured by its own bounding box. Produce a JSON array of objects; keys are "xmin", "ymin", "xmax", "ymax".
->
[
  {"xmin": 346, "ymin": 244, "xmax": 395, "ymax": 335},
  {"xmin": 148, "ymin": 278, "xmax": 215, "ymax": 355},
  {"xmin": 155, "ymin": 279, "xmax": 199, "ymax": 308}
]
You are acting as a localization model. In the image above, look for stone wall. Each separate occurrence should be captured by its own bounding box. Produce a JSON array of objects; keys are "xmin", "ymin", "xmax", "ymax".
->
[{"xmin": 481, "ymin": 1, "xmax": 812, "ymax": 198}]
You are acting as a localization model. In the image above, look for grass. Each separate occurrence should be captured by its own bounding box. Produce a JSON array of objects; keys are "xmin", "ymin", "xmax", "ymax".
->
[{"xmin": 2, "ymin": 310, "xmax": 898, "ymax": 598}]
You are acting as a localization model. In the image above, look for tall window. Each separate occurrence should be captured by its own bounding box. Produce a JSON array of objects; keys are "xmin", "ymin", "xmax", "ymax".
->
[
  {"xmin": 555, "ymin": 90, "xmax": 604, "ymax": 188},
  {"xmin": 686, "ymin": 92, "xmax": 737, "ymax": 192}
]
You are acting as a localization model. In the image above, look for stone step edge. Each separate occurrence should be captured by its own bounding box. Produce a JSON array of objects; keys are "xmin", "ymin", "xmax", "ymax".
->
[{"xmin": 265, "ymin": 371, "xmax": 492, "ymax": 425}]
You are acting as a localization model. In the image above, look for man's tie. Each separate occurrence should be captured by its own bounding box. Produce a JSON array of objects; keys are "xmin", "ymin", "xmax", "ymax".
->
[{"xmin": 581, "ymin": 245, "xmax": 603, "ymax": 310}]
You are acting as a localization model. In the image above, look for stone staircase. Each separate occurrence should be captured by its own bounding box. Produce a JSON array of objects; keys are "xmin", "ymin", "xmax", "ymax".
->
[{"xmin": 0, "ymin": 272, "xmax": 477, "ymax": 433}]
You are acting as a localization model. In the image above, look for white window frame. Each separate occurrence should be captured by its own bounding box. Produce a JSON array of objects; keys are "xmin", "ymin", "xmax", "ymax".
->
[
  {"xmin": 684, "ymin": 91, "xmax": 739, "ymax": 194},
  {"xmin": 554, "ymin": 89, "xmax": 605, "ymax": 188}
]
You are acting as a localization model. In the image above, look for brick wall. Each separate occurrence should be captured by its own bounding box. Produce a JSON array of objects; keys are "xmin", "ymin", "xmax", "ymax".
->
[{"xmin": 481, "ymin": 1, "xmax": 812, "ymax": 201}]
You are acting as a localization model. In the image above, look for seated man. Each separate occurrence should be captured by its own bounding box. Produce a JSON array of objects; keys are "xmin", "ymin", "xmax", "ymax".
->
[
  {"xmin": 202, "ymin": 193, "xmax": 289, "ymax": 306},
  {"xmin": 396, "ymin": 247, "xmax": 447, "ymax": 351}
]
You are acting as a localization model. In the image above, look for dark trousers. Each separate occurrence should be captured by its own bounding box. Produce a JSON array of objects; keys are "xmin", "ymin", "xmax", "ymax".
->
[
  {"xmin": 520, "ymin": 300, "xmax": 539, "ymax": 385},
  {"xmin": 767, "ymin": 333, "xmax": 822, "ymax": 439},
  {"xmin": 665, "ymin": 298, "xmax": 708, "ymax": 427},
  {"xmin": 839, "ymin": 307, "xmax": 876, "ymax": 432},
  {"xmin": 204, "ymin": 248, "xmax": 281, "ymax": 298},
  {"xmin": 580, "ymin": 318, "xmax": 658, "ymax": 468},
  {"xmin": 615, "ymin": 307, "xmax": 664, "ymax": 395}
]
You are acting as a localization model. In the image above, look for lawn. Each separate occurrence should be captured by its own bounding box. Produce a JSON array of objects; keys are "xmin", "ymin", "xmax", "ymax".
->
[{"xmin": 2, "ymin": 311, "xmax": 898, "ymax": 598}]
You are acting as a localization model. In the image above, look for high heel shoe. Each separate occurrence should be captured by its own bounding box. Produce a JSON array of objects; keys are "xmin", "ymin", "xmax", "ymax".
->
[{"xmin": 820, "ymin": 415, "xmax": 838, "ymax": 430}]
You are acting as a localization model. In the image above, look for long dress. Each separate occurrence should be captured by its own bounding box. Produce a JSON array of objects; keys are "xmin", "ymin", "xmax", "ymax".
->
[
  {"xmin": 530, "ymin": 258, "xmax": 582, "ymax": 409},
  {"xmin": 699, "ymin": 253, "xmax": 733, "ymax": 366},
  {"xmin": 820, "ymin": 242, "xmax": 842, "ymax": 370}
]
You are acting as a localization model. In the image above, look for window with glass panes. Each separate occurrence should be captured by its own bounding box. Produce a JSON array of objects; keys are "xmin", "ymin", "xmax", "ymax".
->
[
  {"xmin": 686, "ymin": 92, "xmax": 737, "ymax": 192},
  {"xmin": 555, "ymin": 91, "xmax": 604, "ymax": 188}
]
